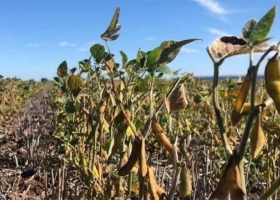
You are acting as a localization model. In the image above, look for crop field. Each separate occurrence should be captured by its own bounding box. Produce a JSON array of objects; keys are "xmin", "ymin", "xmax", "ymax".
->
[{"xmin": 0, "ymin": 5, "xmax": 280, "ymax": 200}]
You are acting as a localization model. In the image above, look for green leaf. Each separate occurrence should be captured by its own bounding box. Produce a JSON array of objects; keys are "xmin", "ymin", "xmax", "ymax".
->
[
  {"xmin": 146, "ymin": 47, "xmax": 161, "ymax": 71},
  {"xmin": 90, "ymin": 44, "xmax": 105, "ymax": 63},
  {"xmin": 54, "ymin": 77, "xmax": 60, "ymax": 83},
  {"xmin": 242, "ymin": 18, "xmax": 258, "ymax": 40},
  {"xmin": 252, "ymin": 37, "xmax": 272, "ymax": 45},
  {"xmin": 70, "ymin": 67, "xmax": 77, "ymax": 74},
  {"xmin": 127, "ymin": 59, "xmax": 136, "ymax": 67},
  {"xmin": 135, "ymin": 78, "xmax": 149, "ymax": 92},
  {"xmin": 136, "ymin": 49, "xmax": 147, "ymax": 68},
  {"xmin": 249, "ymin": 5, "xmax": 277, "ymax": 44},
  {"xmin": 157, "ymin": 39, "xmax": 201, "ymax": 65},
  {"xmin": 79, "ymin": 59, "xmax": 91, "ymax": 72},
  {"xmin": 156, "ymin": 65, "xmax": 173, "ymax": 75},
  {"xmin": 120, "ymin": 51, "xmax": 128, "ymax": 66},
  {"xmin": 101, "ymin": 7, "xmax": 121, "ymax": 41},
  {"xmin": 136, "ymin": 48, "xmax": 143, "ymax": 64}
]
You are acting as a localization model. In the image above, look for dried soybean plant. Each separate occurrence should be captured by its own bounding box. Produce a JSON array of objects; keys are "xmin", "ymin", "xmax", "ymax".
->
[
  {"xmin": 207, "ymin": 5, "xmax": 280, "ymax": 200},
  {"xmin": 53, "ymin": 6, "xmax": 201, "ymax": 199}
]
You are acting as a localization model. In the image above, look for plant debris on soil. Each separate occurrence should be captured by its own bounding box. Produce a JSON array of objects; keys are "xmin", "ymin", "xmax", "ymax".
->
[
  {"xmin": 0, "ymin": 87, "xmax": 271, "ymax": 200},
  {"xmin": 0, "ymin": 88, "xmax": 87, "ymax": 200}
]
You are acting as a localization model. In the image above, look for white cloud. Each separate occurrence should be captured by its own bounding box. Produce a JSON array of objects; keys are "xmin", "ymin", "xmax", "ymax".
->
[
  {"xmin": 190, "ymin": 0, "xmax": 226, "ymax": 14},
  {"xmin": 59, "ymin": 41, "xmax": 76, "ymax": 47},
  {"xmin": 207, "ymin": 28, "xmax": 230, "ymax": 36},
  {"xmin": 181, "ymin": 47, "xmax": 199, "ymax": 53},
  {"xmin": 26, "ymin": 43, "xmax": 40, "ymax": 47}
]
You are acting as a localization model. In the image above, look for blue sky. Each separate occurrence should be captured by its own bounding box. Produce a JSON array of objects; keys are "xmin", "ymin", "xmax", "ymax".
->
[{"xmin": 0, "ymin": 0, "xmax": 279, "ymax": 80}]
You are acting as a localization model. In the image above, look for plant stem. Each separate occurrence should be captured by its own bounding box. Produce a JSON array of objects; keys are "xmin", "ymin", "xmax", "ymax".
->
[
  {"xmin": 149, "ymin": 72, "xmax": 156, "ymax": 118},
  {"xmin": 206, "ymin": 47, "xmax": 232, "ymax": 157},
  {"xmin": 167, "ymin": 136, "xmax": 180, "ymax": 200},
  {"xmin": 256, "ymin": 44, "xmax": 279, "ymax": 69},
  {"xmin": 105, "ymin": 41, "xmax": 139, "ymax": 137}
]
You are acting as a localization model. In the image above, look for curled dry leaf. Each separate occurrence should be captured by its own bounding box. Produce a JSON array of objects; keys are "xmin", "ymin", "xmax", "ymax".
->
[
  {"xmin": 140, "ymin": 137, "xmax": 148, "ymax": 177},
  {"xmin": 67, "ymin": 74, "xmax": 83, "ymax": 97},
  {"xmin": 151, "ymin": 117, "xmax": 179, "ymax": 154},
  {"xmin": 209, "ymin": 36, "xmax": 269, "ymax": 59},
  {"xmin": 148, "ymin": 166, "xmax": 159, "ymax": 200},
  {"xmin": 99, "ymin": 99, "xmax": 107, "ymax": 114},
  {"xmin": 56, "ymin": 60, "xmax": 68, "ymax": 77},
  {"xmin": 209, "ymin": 152, "xmax": 246, "ymax": 200},
  {"xmin": 104, "ymin": 54, "xmax": 115, "ymax": 73},
  {"xmin": 250, "ymin": 113, "xmax": 267, "ymax": 158},
  {"xmin": 166, "ymin": 84, "xmax": 188, "ymax": 113},
  {"xmin": 118, "ymin": 140, "xmax": 139, "ymax": 176},
  {"xmin": 231, "ymin": 71, "xmax": 252, "ymax": 126},
  {"xmin": 164, "ymin": 98, "xmax": 171, "ymax": 114},
  {"xmin": 122, "ymin": 156, "xmax": 138, "ymax": 174}
]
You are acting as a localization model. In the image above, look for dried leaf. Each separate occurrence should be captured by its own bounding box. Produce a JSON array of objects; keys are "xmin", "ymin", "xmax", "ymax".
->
[
  {"xmin": 168, "ymin": 84, "xmax": 188, "ymax": 112},
  {"xmin": 57, "ymin": 61, "xmax": 68, "ymax": 77},
  {"xmin": 231, "ymin": 71, "xmax": 252, "ymax": 126},
  {"xmin": 164, "ymin": 98, "xmax": 171, "ymax": 114},
  {"xmin": 140, "ymin": 137, "xmax": 148, "ymax": 177},
  {"xmin": 148, "ymin": 166, "xmax": 159, "ymax": 200},
  {"xmin": 209, "ymin": 152, "xmax": 246, "ymax": 200},
  {"xmin": 209, "ymin": 36, "xmax": 269, "ymax": 59},
  {"xmin": 118, "ymin": 140, "xmax": 139, "ymax": 176},
  {"xmin": 67, "ymin": 74, "xmax": 83, "ymax": 97},
  {"xmin": 105, "ymin": 58, "xmax": 115, "ymax": 73},
  {"xmin": 250, "ymin": 113, "xmax": 267, "ymax": 158}
]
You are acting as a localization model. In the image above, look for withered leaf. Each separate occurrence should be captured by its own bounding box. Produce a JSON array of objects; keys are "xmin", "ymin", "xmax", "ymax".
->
[{"xmin": 209, "ymin": 35, "xmax": 269, "ymax": 59}]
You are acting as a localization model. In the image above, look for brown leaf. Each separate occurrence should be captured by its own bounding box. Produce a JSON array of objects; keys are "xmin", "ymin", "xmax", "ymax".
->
[
  {"xmin": 209, "ymin": 36, "xmax": 269, "ymax": 59},
  {"xmin": 231, "ymin": 71, "xmax": 252, "ymax": 126},
  {"xmin": 250, "ymin": 113, "xmax": 267, "ymax": 158},
  {"xmin": 57, "ymin": 60, "xmax": 68, "ymax": 77},
  {"xmin": 169, "ymin": 84, "xmax": 188, "ymax": 112},
  {"xmin": 67, "ymin": 74, "xmax": 83, "ymax": 97},
  {"xmin": 164, "ymin": 98, "xmax": 171, "ymax": 114},
  {"xmin": 209, "ymin": 152, "xmax": 246, "ymax": 200}
]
